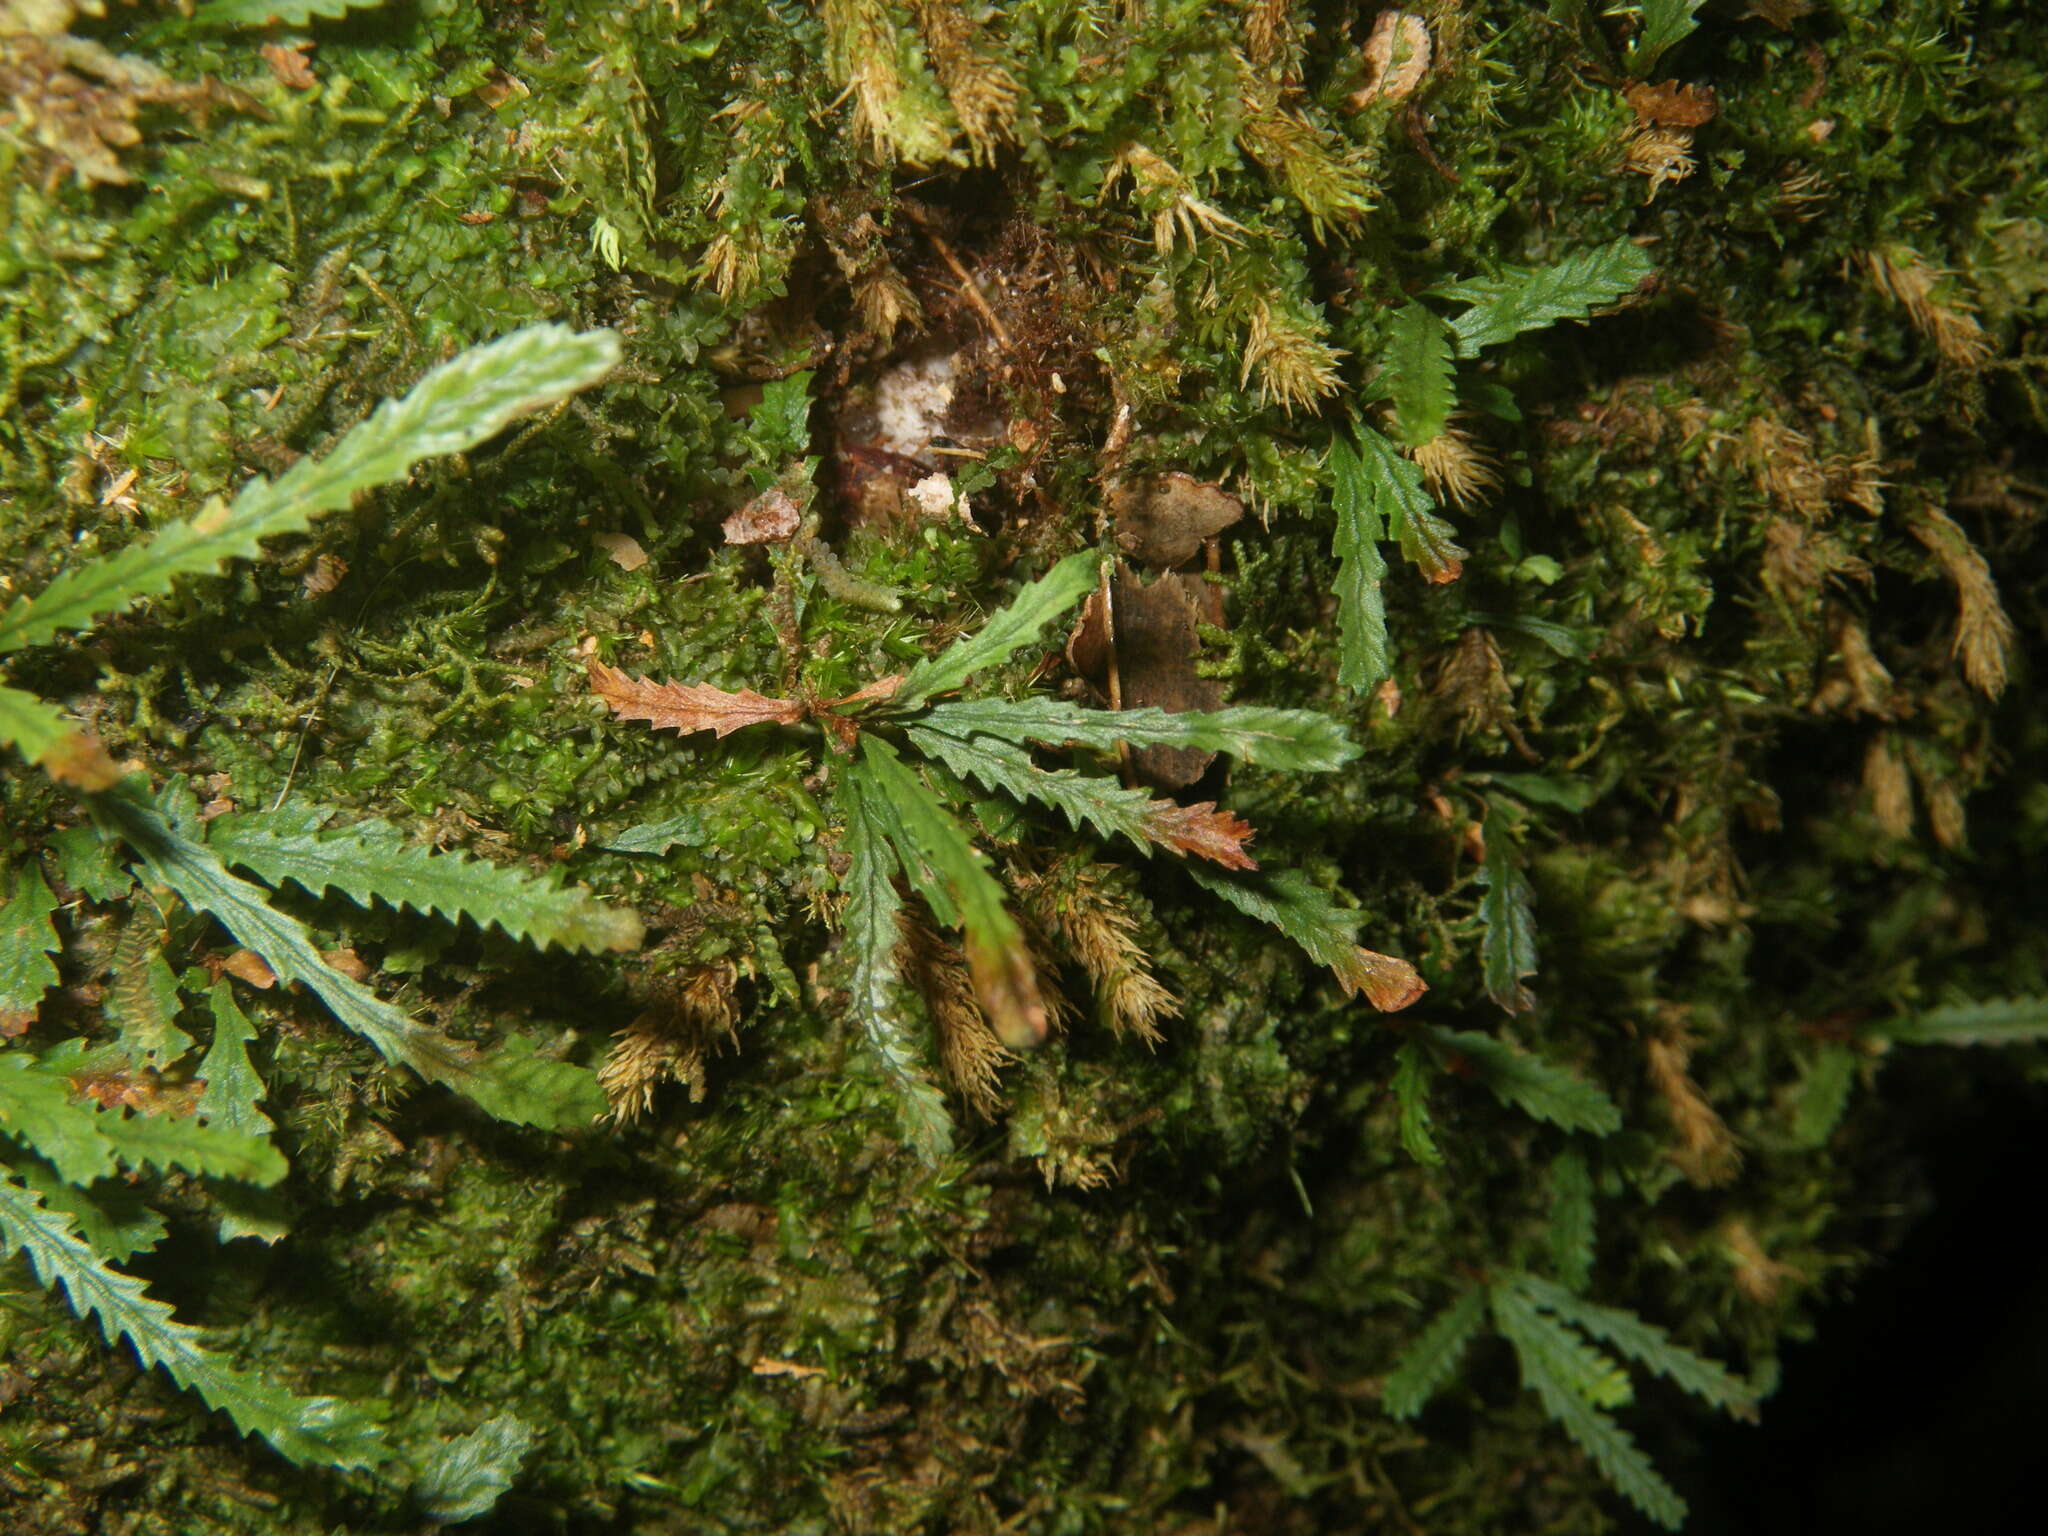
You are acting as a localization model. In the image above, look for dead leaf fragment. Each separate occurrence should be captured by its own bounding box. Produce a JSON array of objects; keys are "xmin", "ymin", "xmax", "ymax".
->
[
  {"xmin": 1066, "ymin": 564, "xmax": 1225, "ymax": 791},
  {"xmin": 1626, "ymin": 80, "xmax": 1718, "ymax": 128},
  {"xmin": 300, "ymin": 553, "xmax": 347, "ymax": 599},
  {"xmin": 1350, "ymin": 12, "xmax": 1430, "ymax": 108},
  {"xmin": 39, "ymin": 730, "xmax": 123, "ymax": 792},
  {"xmin": 1140, "ymin": 801, "xmax": 1258, "ymax": 870},
  {"xmin": 587, "ymin": 659, "xmax": 804, "ymax": 739},
  {"xmin": 593, "ymin": 532, "xmax": 648, "ymax": 571},
  {"xmin": 1329, "ymin": 947, "xmax": 1427, "ymax": 1012},
  {"xmin": 722, "ymin": 487, "xmax": 802, "ymax": 546},
  {"xmin": 1109, "ymin": 472, "xmax": 1244, "ymax": 567},
  {"xmin": 751, "ymin": 1358, "xmax": 825, "ymax": 1380},
  {"xmin": 260, "ymin": 42, "xmax": 317, "ymax": 91},
  {"xmin": 220, "ymin": 950, "xmax": 277, "ymax": 990}
]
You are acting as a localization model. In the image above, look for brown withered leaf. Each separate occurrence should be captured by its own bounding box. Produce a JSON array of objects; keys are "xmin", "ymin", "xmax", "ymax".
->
[
  {"xmin": 1066, "ymin": 563, "xmax": 1225, "ymax": 791},
  {"xmin": 964, "ymin": 926, "xmax": 1049, "ymax": 1051},
  {"xmin": 1328, "ymin": 947, "xmax": 1428, "ymax": 1012},
  {"xmin": 220, "ymin": 950, "xmax": 277, "ymax": 990},
  {"xmin": 593, "ymin": 532, "xmax": 648, "ymax": 571},
  {"xmin": 588, "ymin": 659, "xmax": 804, "ymax": 739},
  {"xmin": 39, "ymin": 729, "xmax": 123, "ymax": 792},
  {"xmin": 1625, "ymin": 80, "xmax": 1718, "ymax": 128},
  {"xmin": 722, "ymin": 487, "xmax": 802, "ymax": 545},
  {"xmin": 1140, "ymin": 801, "xmax": 1258, "ymax": 870},
  {"xmin": 260, "ymin": 42, "xmax": 317, "ymax": 90},
  {"xmin": 1109, "ymin": 471, "xmax": 1244, "ymax": 567}
]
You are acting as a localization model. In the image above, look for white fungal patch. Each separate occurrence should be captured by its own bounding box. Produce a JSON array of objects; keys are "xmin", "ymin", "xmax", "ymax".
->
[{"xmin": 871, "ymin": 349, "xmax": 958, "ymax": 459}]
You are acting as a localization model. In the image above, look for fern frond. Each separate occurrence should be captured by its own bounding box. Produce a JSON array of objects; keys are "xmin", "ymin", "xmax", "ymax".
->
[
  {"xmin": 1546, "ymin": 1150, "xmax": 1597, "ymax": 1292},
  {"xmin": 1, "ymin": 864, "xmax": 61, "ymax": 1017},
  {"xmin": 1380, "ymin": 302, "xmax": 1457, "ymax": 448},
  {"xmin": 1328, "ymin": 435, "xmax": 1393, "ymax": 692},
  {"xmin": 1352, "ymin": 424, "xmax": 1465, "ymax": 583},
  {"xmin": 198, "ymin": 983, "xmax": 276, "ymax": 1142},
  {"xmin": 0, "ymin": 325, "xmax": 618, "ymax": 657},
  {"xmin": 1490, "ymin": 1282, "xmax": 1685, "ymax": 1529},
  {"xmin": 1187, "ymin": 866, "xmax": 1424, "ymax": 1010},
  {"xmin": 915, "ymin": 696, "xmax": 1358, "ymax": 773},
  {"xmin": 207, "ymin": 806, "xmax": 643, "ymax": 954},
  {"xmin": 836, "ymin": 766, "xmax": 954, "ymax": 1162},
  {"xmin": 94, "ymin": 783, "xmax": 605, "ymax": 1131},
  {"xmin": 1509, "ymin": 1273, "xmax": 1754, "ymax": 1415},
  {"xmin": 851, "ymin": 738, "xmax": 1046, "ymax": 1050},
  {"xmin": 1882, "ymin": 995, "xmax": 2048, "ymax": 1045},
  {"xmin": 891, "ymin": 553, "xmax": 1099, "ymax": 710},
  {"xmin": 1437, "ymin": 240, "xmax": 1656, "ymax": 357},
  {"xmin": 906, "ymin": 726, "xmax": 1254, "ymax": 868},
  {"xmin": 1391, "ymin": 1041, "xmax": 1443, "ymax": 1166},
  {"xmin": 4, "ymin": 1155, "xmax": 166, "ymax": 1264},
  {"xmin": 1425, "ymin": 1027, "xmax": 1621, "ymax": 1135},
  {"xmin": 0, "ymin": 1171, "xmax": 389, "ymax": 1469},
  {"xmin": 1383, "ymin": 1284, "xmax": 1487, "ymax": 1418}
]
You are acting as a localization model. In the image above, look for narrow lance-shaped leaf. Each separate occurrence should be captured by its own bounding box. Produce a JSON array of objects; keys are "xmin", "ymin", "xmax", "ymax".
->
[
  {"xmin": 0, "ymin": 1171, "xmax": 389, "ymax": 1469},
  {"xmin": 1490, "ymin": 1281, "xmax": 1686, "ymax": 1530},
  {"xmin": 0, "ymin": 324, "xmax": 620, "ymax": 656},
  {"xmin": 1879, "ymin": 995, "xmax": 2048, "ymax": 1045},
  {"xmin": 1480, "ymin": 814, "xmax": 1539, "ymax": 1013},
  {"xmin": 1355, "ymin": 423, "xmax": 1465, "ymax": 584},
  {"xmin": 1186, "ymin": 866, "xmax": 1425, "ymax": 1011},
  {"xmin": 1381, "ymin": 302, "xmax": 1457, "ymax": 447},
  {"xmin": 207, "ymin": 804, "xmax": 643, "ymax": 954},
  {"xmin": 585, "ymin": 660, "xmax": 804, "ymax": 742},
  {"xmin": 917, "ymin": 695, "xmax": 1359, "ymax": 774},
  {"xmin": 1546, "ymin": 1148, "xmax": 1597, "ymax": 1292},
  {"xmin": 1391, "ymin": 1040, "xmax": 1443, "ymax": 1166},
  {"xmin": 1438, "ymin": 240, "xmax": 1657, "ymax": 357},
  {"xmin": 1, "ymin": 864, "xmax": 61, "ymax": 1016},
  {"xmin": 1383, "ymin": 1284, "xmax": 1487, "ymax": 1418},
  {"xmin": 94, "ymin": 783, "xmax": 605, "ymax": 1131},
  {"xmin": 855, "ymin": 737, "xmax": 1046, "ymax": 1049},
  {"xmin": 1425, "ymin": 1026, "xmax": 1621, "ymax": 1135},
  {"xmin": 835, "ymin": 761, "xmax": 954, "ymax": 1162},
  {"xmin": 199, "ymin": 982, "xmax": 276, "ymax": 1142},
  {"xmin": 905, "ymin": 725, "xmax": 1257, "ymax": 869},
  {"xmin": 1329, "ymin": 434, "xmax": 1392, "ymax": 692},
  {"xmin": 891, "ymin": 551, "xmax": 1099, "ymax": 710}
]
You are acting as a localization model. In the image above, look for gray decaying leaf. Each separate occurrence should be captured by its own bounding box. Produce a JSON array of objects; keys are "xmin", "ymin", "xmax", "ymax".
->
[
  {"xmin": 722, "ymin": 487, "xmax": 803, "ymax": 546},
  {"xmin": 1108, "ymin": 472, "xmax": 1244, "ymax": 567},
  {"xmin": 1066, "ymin": 562, "xmax": 1225, "ymax": 790}
]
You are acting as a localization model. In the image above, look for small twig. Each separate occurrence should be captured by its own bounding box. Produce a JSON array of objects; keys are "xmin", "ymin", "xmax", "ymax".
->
[{"xmin": 904, "ymin": 206, "xmax": 1015, "ymax": 352}]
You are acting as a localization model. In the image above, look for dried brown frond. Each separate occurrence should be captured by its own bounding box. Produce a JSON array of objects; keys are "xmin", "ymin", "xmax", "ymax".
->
[
  {"xmin": 1760, "ymin": 520, "xmax": 1868, "ymax": 603},
  {"xmin": 1108, "ymin": 143, "xmax": 1249, "ymax": 257},
  {"xmin": 1861, "ymin": 245, "xmax": 1994, "ymax": 368},
  {"xmin": 1863, "ymin": 731, "xmax": 1914, "ymax": 838},
  {"xmin": 1240, "ymin": 297, "xmax": 1343, "ymax": 414},
  {"xmin": 1433, "ymin": 627, "xmax": 1513, "ymax": 739},
  {"xmin": 700, "ymin": 227, "xmax": 759, "ymax": 300},
  {"xmin": 1743, "ymin": 418, "xmax": 1827, "ymax": 518},
  {"xmin": 1721, "ymin": 1219, "xmax": 1802, "ymax": 1306},
  {"xmin": 1019, "ymin": 864, "xmax": 1177, "ymax": 1045},
  {"xmin": 1243, "ymin": 0, "xmax": 1298, "ymax": 74},
  {"xmin": 1821, "ymin": 436, "xmax": 1886, "ymax": 516},
  {"xmin": 1909, "ymin": 506, "xmax": 2013, "ymax": 697},
  {"xmin": 1348, "ymin": 12, "xmax": 1431, "ymax": 108},
  {"xmin": 909, "ymin": 0, "xmax": 1020, "ymax": 162},
  {"xmin": 587, "ymin": 659, "xmax": 805, "ymax": 738},
  {"xmin": 1807, "ymin": 612, "xmax": 1896, "ymax": 718},
  {"xmin": 1411, "ymin": 422, "xmax": 1501, "ymax": 512},
  {"xmin": 898, "ymin": 911, "xmax": 1013, "ymax": 1117},
  {"xmin": 600, "ymin": 962, "xmax": 740, "ymax": 1121},
  {"xmin": 1621, "ymin": 125, "xmax": 1695, "ymax": 201},
  {"xmin": 1645, "ymin": 1025, "xmax": 1740, "ymax": 1187}
]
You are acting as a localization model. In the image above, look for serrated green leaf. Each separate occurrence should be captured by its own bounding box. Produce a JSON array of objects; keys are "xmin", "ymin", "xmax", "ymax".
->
[
  {"xmin": 50, "ymin": 827, "xmax": 132, "ymax": 903},
  {"xmin": 917, "ymin": 695, "xmax": 1358, "ymax": 773},
  {"xmin": 1465, "ymin": 610, "xmax": 1594, "ymax": 659},
  {"xmin": 412, "ymin": 1413, "xmax": 538, "ymax": 1523},
  {"xmin": 4, "ymin": 1154, "xmax": 166, "ymax": 1263},
  {"xmin": 1439, "ymin": 240, "xmax": 1657, "ymax": 357},
  {"xmin": 1328, "ymin": 435, "xmax": 1392, "ymax": 692},
  {"xmin": 1485, "ymin": 772, "xmax": 1598, "ymax": 813},
  {"xmin": 1384, "ymin": 1284, "xmax": 1486, "ymax": 1418},
  {"xmin": 1185, "ymin": 865, "xmax": 1412, "ymax": 1001},
  {"xmin": 1546, "ymin": 1149, "xmax": 1597, "ymax": 1292},
  {"xmin": 891, "ymin": 552, "xmax": 1099, "ymax": 711},
  {"xmin": 1510, "ymin": 1273, "xmax": 1754, "ymax": 1415},
  {"xmin": 199, "ymin": 983, "xmax": 275, "ymax": 1143},
  {"xmin": 1381, "ymin": 302, "xmax": 1457, "ymax": 447},
  {"xmin": 92, "ymin": 1103, "xmax": 287, "ymax": 1187},
  {"xmin": 1881, "ymin": 995, "xmax": 2048, "ymax": 1045},
  {"xmin": 0, "ymin": 1047, "xmax": 121, "ymax": 1186},
  {"xmin": 1490, "ymin": 1282, "xmax": 1685, "ymax": 1529},
  {"xmin": 907, "ymin": 726, "xmax": 1164, "ymax": 853},
  {"xmin": 1631, "ymin": 0, "xmax": 1703, "ymax": 76},
  {"xmin": 836, "ymin": 765, "xmax": 953, "ymax": 1162},
  {"xmin": 0, "ymin": 1171, "xmax": 388, "ymax": 1469},
  {"xmin": 195, "ymin": 0, "xmax": 387, "ymax": 25},
  {"xmin": 853, "ymin": 737, "xmax": 1044, "ymax": 1050},
  {"xmin": 1427, "ymin": 1027, "xmax": 1621, "ymax": 1135},
  {"xmin": 207, "ymin": 805, "xmax": 643, "ymax": 954},
  {"xmin": 95, "ymin": 783, "xmax": 604, "ymax": 1131},
  {"xmin": 601, "ymin": 812, "xmax": 710, "ymax": 854},
  {"xmin": 0, "ymin": 325, "xmax": 618, "ymax": 657},
  {"xmin": 1791, "ymin": 1043, "xmax": 1856, "ymax": 1147},
  {"xmin": 1480, "ymin": 822, "xmax": 1539, "ymax": 1013},
  {"xmin": 1354, "ymin": 424, "xmax": 1466, "ymax": 584},
  {"xmin": 0, "ymin": 683, "xmax": 107, "ymax": 786},
  {"xmin": 1391, "ymin": 1041, "xmax": 1443, "ymax": 1167},
  {"xmin": 1, "ymin": 864, "xmax": 61, "ymax": 1015}
]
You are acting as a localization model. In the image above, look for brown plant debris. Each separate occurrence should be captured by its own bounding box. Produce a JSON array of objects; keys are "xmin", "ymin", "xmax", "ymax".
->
[
  {"xmin": 1645, "ymin": 1024, "xmax": 1740, "ymax": 1187},
  {"xmin": 1625, "ymin": 80, "xmax": 1718, "ymax": 128},
  {"xmin": 1065, "ymin": 563, "xmax": 1226, "ymax": 791},
  {"xmin": 1863, "ymin": 731, "xmax": 1914, "ymax": 839},
  {"xmin": 599, "ymin": 962, "xmax": 741, "ymax": 1121},
  {"xmin": 723, "ymin": 486, "xmax": 803, "ymax": 545},
  {"xmin": 1108, "ymin": 472, "xmax": 1245, "ymax": 568},
  {"xmin": 1018, "ymin": 863, "xmax": 1178, "ymax": 1045},
  {"xmin": 908, "ymin": 0, "xmax": 1020, "ymax": 162},
  {"xmin": 588, "ymin": 660, "xmax": 806, "ymax": 739},
  {"xmin": 898, "ymin": 911, "xmax": 1013, "ymax": 1116},
  {"xmin": 1349, "ymin": 12, "xmax": 1430, "ymax": 108},
  {"xmin": 1908, "ymin": 506, "xmax": 2014, "ymax": 697},
  {"xmin": 1861, "ymin": 245, "xmax": 1994, "ymax": 368}
]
